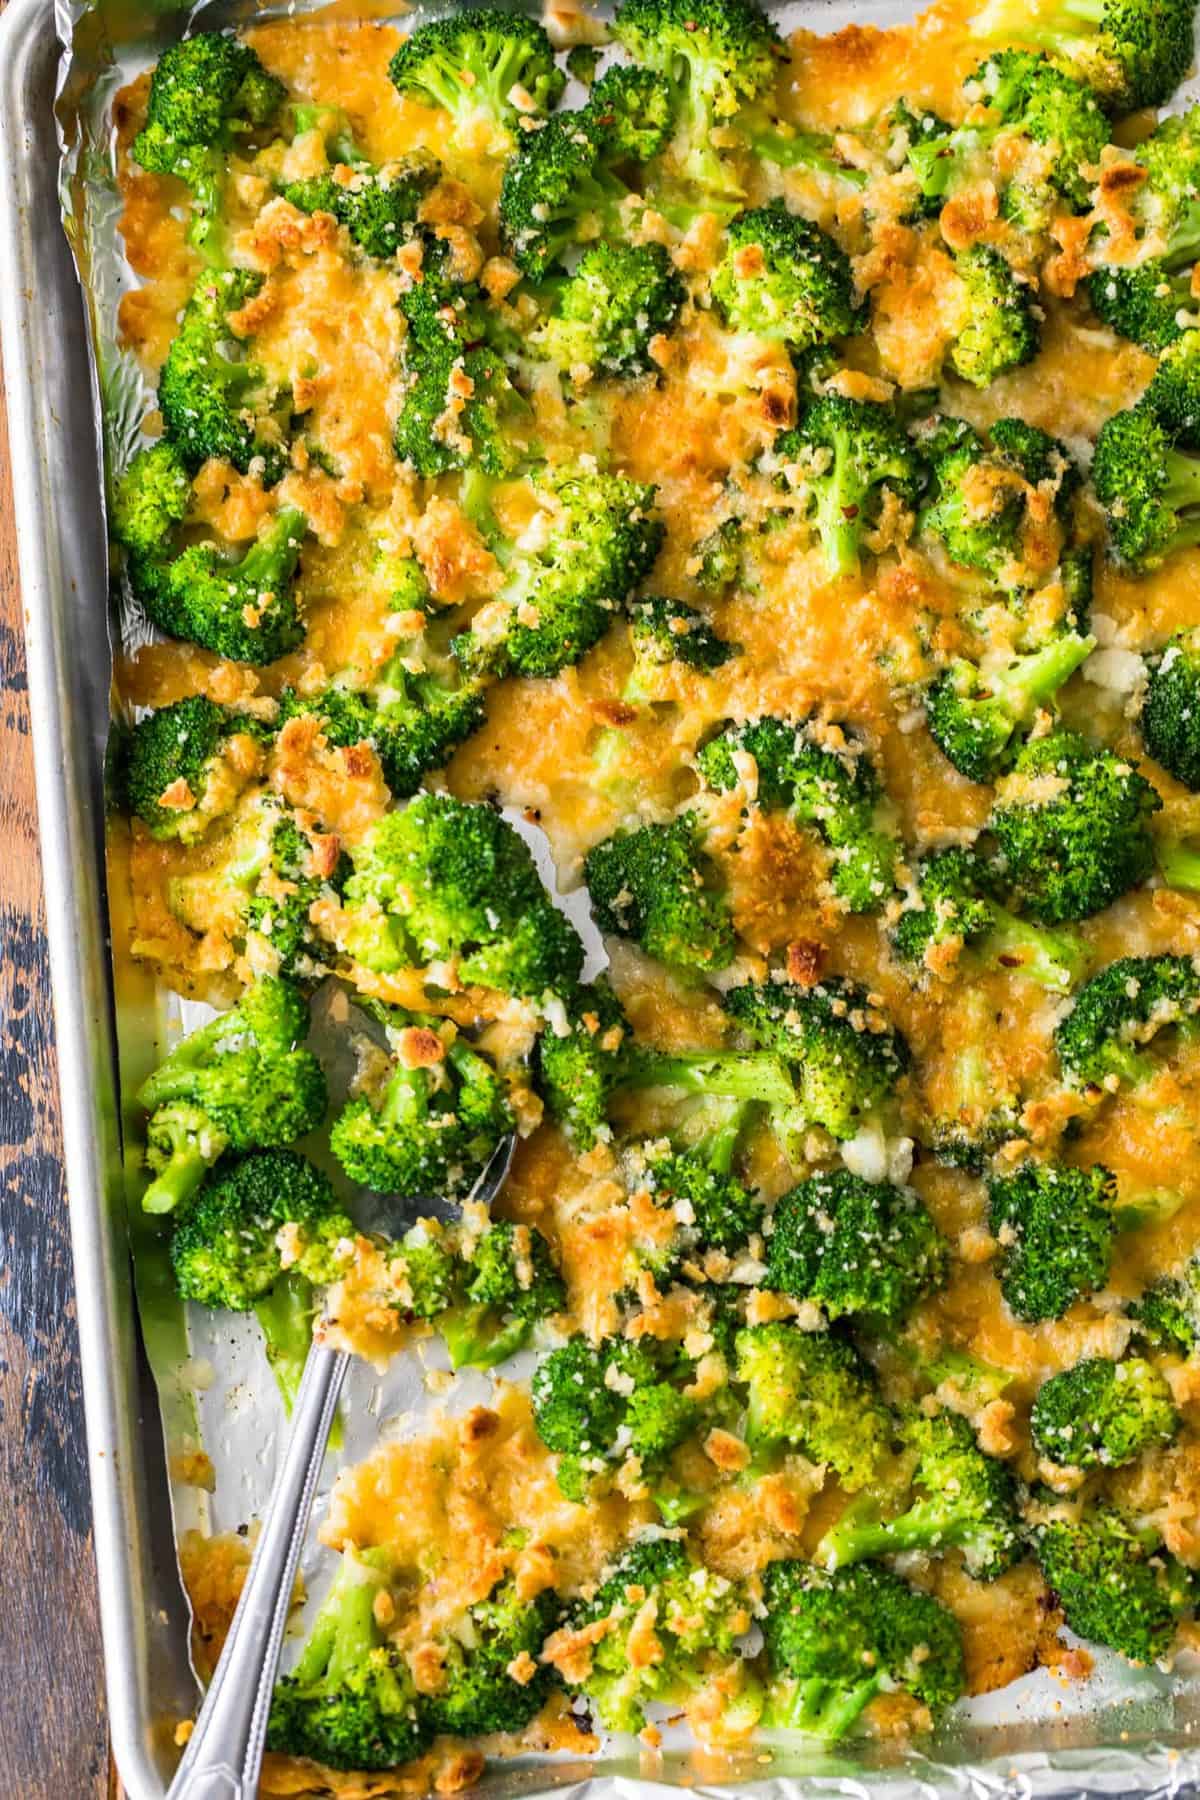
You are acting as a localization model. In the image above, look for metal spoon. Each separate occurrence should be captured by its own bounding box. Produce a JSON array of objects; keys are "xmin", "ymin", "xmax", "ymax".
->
[{"xmin": 164, "ymin": 1128, "xmax": 517, "ymax": 1800}]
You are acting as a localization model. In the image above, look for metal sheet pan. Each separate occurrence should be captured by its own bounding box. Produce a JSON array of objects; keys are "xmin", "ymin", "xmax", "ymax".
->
[{"xmin": 10, "ymin": 0, "xmax": 1200, "ymax": 1789}]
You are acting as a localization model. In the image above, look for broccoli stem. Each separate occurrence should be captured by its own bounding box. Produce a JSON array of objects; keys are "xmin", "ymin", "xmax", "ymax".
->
[
  {"xmin": 1157, "ymin": 837, "xmax": 1200, "ymax": 892},
  {"xmin": 814, "ymin": 424, "xmax": 869, "ymax": 577},
  {"xmin": 626, "ymin": 1050, "xmax": 799, "ymax": 1113},
  {"xmin": 821, "ymin": 1494, "xmax": 960, "ymax": 1568},
  {"xmin": 236, "ymin": 507, "xmax": 307, "ymax": 592},
  {"xmin": 746, "ymin": 125, "xmax": 868, "ymax": 187},
  {"xmin": 441, "ymin": 1304, "xmax": 531, "ymax": 1370},
  {"xmin": 991, "ymin": 632, "xmax": 1096, "ymax": 724},
  {"xmin": 705, "ymin": 1100, "xmax": 754, "ymax": 1175},
  {"xmin": 1113, "ymin": 1187, "xmax": 1187, "ymax": 1231},
  {"xmin": 1161, "ymin": 451, "xmax": 1200, "ymax": 535},
  {"xmin": 771, "ymin": 1674, "xmax": 883, "ymax": 1738},
  {"xmin": 293, "ymin": 1555, "xmax": 382, "ymax": 1686},
  {"xmin": 255, "ymin": 1271, "xmax": 317, "ymax": 1414},
  {"xmin": 985, "ymin": 909, "xmax": 1086, "ymax": 991},
  {"xmin": 143, "ymin": 1135, "xmax": 220, "ymax": 1217}
]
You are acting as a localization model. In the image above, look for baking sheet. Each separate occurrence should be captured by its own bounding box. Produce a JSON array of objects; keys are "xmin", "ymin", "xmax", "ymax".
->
[{"xmin": 26, "ymin": 0, "xmax": 1200, "ymax": 1786}]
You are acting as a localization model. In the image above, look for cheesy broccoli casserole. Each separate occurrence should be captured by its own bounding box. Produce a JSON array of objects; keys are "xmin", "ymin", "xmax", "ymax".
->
[{"xmin": 110, "ymin": 0, "xmax": 1200, "ymax": 1784}]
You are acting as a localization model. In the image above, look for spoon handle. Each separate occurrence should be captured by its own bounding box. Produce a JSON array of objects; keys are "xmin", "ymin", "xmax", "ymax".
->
[{"xmin": 166, "ymin": 1341, "xmax": 349, "ymax": 1800}]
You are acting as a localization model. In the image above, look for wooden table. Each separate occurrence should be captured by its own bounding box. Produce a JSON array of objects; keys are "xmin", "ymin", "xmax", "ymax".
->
[{"xmin": 0, "ymin": 369, "xmax": 120, "ymax": 1793}]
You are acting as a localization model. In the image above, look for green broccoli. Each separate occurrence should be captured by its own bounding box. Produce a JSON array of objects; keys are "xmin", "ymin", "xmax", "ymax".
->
[
  {"xmin": 710, "ymin": 204, "xmax": 861, "ymax": 351},
  {"xmin": 1140, "ymin": 329, "xmax": 1200, "ymax": 451},
  {"xmin": 917, "ymin": 414, "xmax": 1081, "ymax": 591},
  {"xmin": 536, "ymin": 979, "xmax": 636, "ymax": 1147},
  {"xmin": 1088, "ymin": 258, "xmax": 1200, "ymax": 352},
  {"xmin": 1056, "ymin": 953, "xmax": 1200, "ymax": 1088},
  {"xmin": 123, "ymin": 694, "xmax": 266, "ymax": 845},
  {"xmin": 892, "ymin": 847, "xmax": 1085, "ymax": 991},
  {"xmin": 329, "ymin": 1018, "xmax": 515, "ymax": 1202},
  {"xmin": 987, "ymin": 1161, "xmax": 1117, "ymax": 1321},
  {"xmin": 452, "ymin": 465, "xmax": 663, "ymax": 679},
  {"xmin": 239, "ymin": 808, "xmax": 349, "ymax": 980},
  {"xmin": 588, "ymin": 63, "xmax": 676, "ymax": 160},
  {"xmin": 948, "ymin": 246, "xmax": 1039, "ymax": 388},
  {"xmin": 387, "ymin": 1221, "xmax": 460, "ymax": 1321},
  {"xmin": 340, "ymin": 794, "xmax": 584, "ymax": 1001},
  {"xmin": 584, "ymin": 814, "xmax": 735, "ymax": 976},
  {"xmin": 1034, "ymin": 1502, "xmax": 1196, "ymax": 1663},
  {"xmin": 531, "ymin": 1335, "xmax": 701, "ymax": 1506},
  {"xmin": 158, "ymin": 269, "xmax": 288, "ymax": 482},
  {"xmin": 697, "ymin": 714, "xmax": 898, "ymax": 912},
  {"xmin": 1142, "ymin": 627, "xmax": 1200, "ymax": 788},
  {"xmin": 437, "ymin": 1220, "xmax": 566, "ymax": 1370},
  {"xmin": 988, "ymin": 730, "xmax": 1160, "ymax": 923},
  {"xmin": 723, "ymin": 974, "xmax": 910, "ymax": 1142},
  {"xmin": 126, "ymin": 505, "xmax": 307, "ymax": 664},
  {"xmin": 170, "ymin": 1149, "xmax": 354, "ymax": 1412},
  {"xmin": 389, "ymin": 11, "xmax": 564, "ymax": 154},
  {"xmin": 110, "ymin": 441, "xmax": 191, "ymax": 556},
  {"xmin": 531, "ymin": 241, "xmax": 686, "ymax": 379},
  {"xmin": 1130, "ymin": 1257, "xmax": 1200, "ymax": 1352},
  {"xmin": 972, "ymin": 0, "xmax": 1194, "ymax": 111},
  {"xmin": 498, "ymin": 104, "xmax": 641, "ymax": 280},
  {"xmin": 624, "ymin": 596, "xmax": 737, "ymax": 700},
  {"xmin": 817, "ymin": 1409, "xmax": 1021, "ymax": 1580},
  {"xmin": 610, "ymin": 0, "xmax": 783, "ymax": 203},
  {"xmin": 136, "ymin": 976, "xmax": 326, "ymax": 1216},
  {"xmin": 924, "ymin": 638, "xmax": 1096, "ymax": 784},
  {"xmin": 277, "ymin": 660, "xmax": 486, "ymax": 801},
  {"xmin": 766, "ymin": 1169, "xmax": 946, "ymax": 1323},
  {"xmin": 1031, "ymin": 1355, "xmax": 1179, "ymax": 1469},
  {"xmin": 735, "ymin": 1321, "xmax": 893, "ymax": 1490},
  {"xmin": 267, "ymin": 1550, "xmax": 428, "ymax": 1770},
  {"xmin": 283, "ymin": 107, "xmax": 440, "ymax": 259},
  {"xmin": 761, "ymin": 1560, "xmax": 965, "ymax": 1737},
  {"xmin": 1093, "ymin": 405, "xmax": 1200, "ymax": 570},
  {"xmin": 394, "ymin": 340, "xmax": 529, "ymax": 479},
  {"xmin": 132, "ymin": 33, "xmax": 286, "ymax": 257},
  {"xmin": 763, "ymin": 395, "xmax": 922, "ymax": 577},
  {"xmin": 633, "ymin": 1112, "xmax": 763, "ymax": 1257},
  {"xmin": 425, "ymin": 1574, "xmax": 561, "ymax": 1737}
]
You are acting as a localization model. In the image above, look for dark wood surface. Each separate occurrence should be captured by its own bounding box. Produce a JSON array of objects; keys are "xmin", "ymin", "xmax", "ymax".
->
[{"xmin": 0, "ymin": 376, "xmax": 116, "ymax": 1790}]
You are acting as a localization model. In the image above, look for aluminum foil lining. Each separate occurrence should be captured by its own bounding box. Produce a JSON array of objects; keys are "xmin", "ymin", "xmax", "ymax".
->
[{"xmin": 46, "ymin": 0, "xmax": 1200, "ymax": 1788}]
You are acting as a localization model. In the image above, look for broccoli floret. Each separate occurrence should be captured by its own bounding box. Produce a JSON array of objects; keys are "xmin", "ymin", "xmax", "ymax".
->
[
  {"xmin": 341, "ymin": 794, "xmax": 584, "ymax": 1001},
  {"xmin": 907, "ymin": 52, "xmax": 1106, "ymax": 224},
  {"xmin": 394, "ymin": 340, "xmax": 529, "ymax": 479},
  {"xmin": 532, "ymin": 241, "xmax": 686, "ymax": 379},
  {"xmin": 233, "ymin": 805, "xmax": 348, "ymax": 980},
  {"xmin": 1131, "ymin": 1259, "xmax": 1200, "ymax": 1352},
  {"xmin": 948, "ymin": 246, "xmax": 1039, "ymax": 388},
  {"xmin": 132, "ymin": 33, "xmax": 286, "ymax": 256},
  {"xmin": 498, "ymin": 105, "xmax": 639, "ymax": 280},
  {"xmin": 764, "ymin": 395, "xmax": 921, "ymax": 578},
  {"xmin": 624, "ymin": 596, "xmax": 737, "ymax": 699},
  {"xmin": 588, "ymin": 63, "xmax": 676, "ymax": 160},
  {"xmin": 723, "ymin": 975, "xmax": 910, "ymax": 1142},
  {"xmin": 137, "ymin": 976, "xmax": 326, "ymax": 1216},
  {"xmin": 988, "ymin": 730, "xmax": 1160, "ymax": 923},
  {"xmin": 1031, "ymin": 1355, "xmax": 1179, "ymax": 1469},
  {"xmin": 267, "ymin": 1551, "xmax": 428, "ymax": 1770},
  {"xmin": 284, "ymin": 157, "xmax": 439, "ymax": 261},
  {"xmin": 1056, "ymin": 953, "xmax": 1200, "ymax": 1088},
  {"xmin": 110, "ymin": 441, "xmax": 192, "ymax": 556},
  {"xmin": 610, "ymin": 0, "xmax": 783, "ymax": 203},
  {"xmin": 536, "ymin": 979, "xmax": 635, "ymax": 1147},
  {"xmin": 735, "ymin": 1321, "xmax": 892, "ymax": 1490},
  {"xmin": 918, "ymin": 414, "xmax": 1080, "ymax": 591},
  {"xmin": 128, "ymin": 506, "xmax": 306, "ymax": 664},
  {"xmin": 158, "ymin": 269, "xmax": 288, "ymax": 481},
  {"xmin": 710, "ymin": 204, "xmax": 861, "ymax": 351},
  {"xmin": 761, "ymin": 1560, "xmax": 964, "ymax": 1737},
  {"xmin": 1088, "ymin": 259, "xmax": 1200, "ymax": 352},
  {"xmin": 635, "ymin": 1115, "xmax": 763, "ymax": 1255},
  {"xmin": 531, "ymin": 1336, "xmax": 700, "ymax": 1504},
  {"xmin": 766, "ymin": 1170, "xmax": 947, "ymax": 1323},
  {"xmin": 566, "ymin": 1535, "xmax": 751, "ymax": 1733},
  {"xmin": 330, "ymin": 1021, "xmax": 515, "ymax": 1202},
  {"xmin": 691, "ymin": 515, "xmax": 745, "ymax": 594},
  {"xmin": 697, "ymin": 714, "xmax": 897, "ymax": 912},
  {"xmin": 972, "ymin": 0, "xmax": 1194, "ymax": 111},
  {"xmin": 1142, "ymin": 627, "xmax": 1200, "ymax": 787},
  {"xmin": 1093, "ymin": 406, "xmax": 1200, "ymax": 570},
  {"xmin": 892, "ymin": 847, "xmax": 1085, "ymax": 991},
  {"xmin": 924, "ymin": 637, "xmax": 1097, "ymax": 784},
  {"xmin": 389, "ymin": 11, "xmax": 564, "ymax": 153},
  {"xmin": 1141, "ymin": 329, "xmax": 1200, "ymax": 451},
  {"xmin": 817, "ymin": 1409, "xmax": 1021, "ymax": 1580},
  {"xmin": 987, "ymin": 1161, "xmax": 1117, "ymax": 1321},
  {"xmin": 425, "ymin": 1574, "xmax": 561, "ymax": 1737},
  {"xmin": 170, "ymin": 1149, "xmax": 353, "ymax": 1412},
  {"xmin": 123, "ymin": 694, "xmax": 265, "ymax": 845},
  {"xmin": 388, "ymin": 1222, "xmax": 460, "ymax": 1320},
  {"xmin": 438, "ymin": 1220, "xmax": 566, "ymax": 1369},
  {"xmin": 452, "ymin": 466, "xmax": 664, "ymax": 679},
  {"xmin": 278, "ymin": 661, "xmax": 486, "ymax": 801},
  {"xmin": 1034, "ymin": 1502, "xmax": 1195, "ymax": 1664},
  {"xmin": 584, "ymin": 814, "xmax": 735, "ymax": 976}
]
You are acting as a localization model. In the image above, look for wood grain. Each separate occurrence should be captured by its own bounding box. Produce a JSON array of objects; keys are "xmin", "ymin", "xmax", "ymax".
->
[{"xmin": 0, "ymin": 372, "xmax": 114, "ymax": 1789}]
